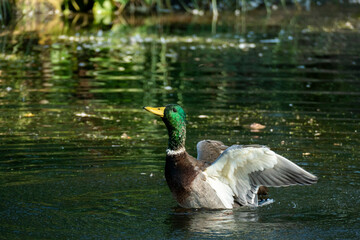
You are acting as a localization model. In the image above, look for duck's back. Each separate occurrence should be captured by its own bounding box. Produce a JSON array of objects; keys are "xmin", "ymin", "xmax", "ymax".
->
[{"xmin": 196, "ymin": 140, "xmax": 229, "ymax": 166}]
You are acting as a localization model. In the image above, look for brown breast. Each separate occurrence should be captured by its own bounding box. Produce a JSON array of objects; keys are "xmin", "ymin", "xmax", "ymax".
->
[{"xmin": 165, "ymin": 152, "xmax": 201, "ymax": 205}]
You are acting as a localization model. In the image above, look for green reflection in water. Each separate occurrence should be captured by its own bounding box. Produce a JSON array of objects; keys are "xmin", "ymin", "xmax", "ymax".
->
[{"xmin": 0, "ymin": 5, "xmax": 360, "ymax": 240}]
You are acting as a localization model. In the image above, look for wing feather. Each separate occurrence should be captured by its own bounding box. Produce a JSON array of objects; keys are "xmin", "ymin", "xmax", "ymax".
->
[
  {"xmin": 196, "ymin": 140, "xmax": 228, "ymax": 163},
  {"xmin": 204, "ymin": 145, "xmax": 317, "ymax": 207}
]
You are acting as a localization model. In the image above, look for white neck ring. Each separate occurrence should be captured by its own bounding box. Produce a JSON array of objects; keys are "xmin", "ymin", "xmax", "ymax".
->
[{"xmin": 166, "ymin": 147, "xmax": 186, "ymax": 156}]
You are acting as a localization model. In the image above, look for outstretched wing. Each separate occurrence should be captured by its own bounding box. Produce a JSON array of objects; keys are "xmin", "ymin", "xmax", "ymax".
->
[
  {"xmin": 204, "ymin": 145, "xmax": 318, "ymax": 208},
  {"xmin": 196, "ymin": 140, "xmax": 229, "ymax": 164}
]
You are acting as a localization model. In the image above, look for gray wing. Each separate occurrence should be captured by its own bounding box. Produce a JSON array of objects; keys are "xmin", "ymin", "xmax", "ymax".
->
[
  {"xmin": 196, "ymin": 140, "xmax": 229, "ymax": 164},
  {"xmin": 249, "ymin": 154, "xmax": 318, "ymax": 187}
]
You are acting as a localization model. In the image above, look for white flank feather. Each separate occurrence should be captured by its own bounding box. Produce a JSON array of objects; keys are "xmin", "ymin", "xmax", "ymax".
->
[
  {"xmin": 204, "ymin": 145, "xmax": 315, "ymax": 206},
  {"xmin": 203, "ymin": 173, "xmax": 234, "ymax": 209}
]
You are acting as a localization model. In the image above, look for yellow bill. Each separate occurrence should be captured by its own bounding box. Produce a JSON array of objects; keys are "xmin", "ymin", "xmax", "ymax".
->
[{"xmin": 143, "ymin": 106, "xmax": 165, "ymax": 117}]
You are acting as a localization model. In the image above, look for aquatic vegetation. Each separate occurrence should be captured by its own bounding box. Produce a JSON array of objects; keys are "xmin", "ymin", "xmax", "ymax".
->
[
  {"xmin": 0, "ymin": 0, "xmax": 14, "ymax": 26},
  {"xmin": 5, "ymin": 0, "xmax": 360, "ymax": 21}
]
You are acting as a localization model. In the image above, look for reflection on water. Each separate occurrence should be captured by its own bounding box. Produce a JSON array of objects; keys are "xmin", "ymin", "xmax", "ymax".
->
[
  {"xmin": 167, "ymin": 207, "xmax": 310, "ymax": 239},
  {"xmin": 1, "ymin": 4, "xmax": 360, "ymax": 240},
  {"xmin": 169, "ymin": 208, "xmax": 259, "ymax": 233}
]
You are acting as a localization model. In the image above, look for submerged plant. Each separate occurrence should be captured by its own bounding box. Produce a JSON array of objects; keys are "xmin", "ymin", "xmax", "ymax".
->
[{"xmin": 0, "ymin": 0, "xmax": 14, "ymax": 26}]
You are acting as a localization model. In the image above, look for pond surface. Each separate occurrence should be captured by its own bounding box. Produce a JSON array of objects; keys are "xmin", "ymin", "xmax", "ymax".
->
[{"xmin": 1, "ymin": 4, "xmax": 360, "ymax": 239}]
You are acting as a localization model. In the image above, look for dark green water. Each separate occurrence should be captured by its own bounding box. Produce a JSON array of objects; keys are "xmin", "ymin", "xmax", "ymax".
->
[{"xmin": 1, "ymin": 5, "xmax": 360, "ymax": 239}]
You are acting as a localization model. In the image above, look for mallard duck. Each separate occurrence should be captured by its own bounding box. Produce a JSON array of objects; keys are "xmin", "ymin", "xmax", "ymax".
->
[{"xmin": 144, "ymin": 104, "xmax": 317, "ymax": 209}]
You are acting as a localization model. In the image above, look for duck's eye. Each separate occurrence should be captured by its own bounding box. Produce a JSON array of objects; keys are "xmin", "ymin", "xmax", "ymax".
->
[{"xmin": 173, "ymin": 108, "xmax": 177, "ymax": 112}]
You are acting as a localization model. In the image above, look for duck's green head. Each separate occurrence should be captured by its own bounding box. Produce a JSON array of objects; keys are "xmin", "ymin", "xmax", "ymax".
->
[{"xmin": 144, "ymin": 104, "xmax": 186, "ymax": 151}]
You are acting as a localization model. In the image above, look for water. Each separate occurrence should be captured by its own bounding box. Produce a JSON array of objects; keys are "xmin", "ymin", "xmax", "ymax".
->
[{"xmin": 1, "ymin": 5, "xmax": 360, "ymax": 239}]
